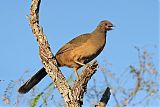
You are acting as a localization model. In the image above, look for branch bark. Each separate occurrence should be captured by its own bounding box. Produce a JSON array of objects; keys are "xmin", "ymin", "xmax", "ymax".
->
[
  {"xmin": 29, "ymin": 0, "xmax": 71, "ymax": 104},
  {"xmin": 29, "ymin": 0, "xmax": 99, "ymax": 106},
  {"xmin": 96, "ymin": 87, "xmax": 111, "ymax": 107}
]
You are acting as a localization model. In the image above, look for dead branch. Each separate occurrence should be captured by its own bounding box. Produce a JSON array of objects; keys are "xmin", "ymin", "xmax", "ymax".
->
[
  {"xmin": 29, "ymin": 0, "xmax": 99, "ymax": 106},
  {"xmin": 29, "ymin": 0, "xmax": 71, "ymax": 104},
  {"xmin": 96, "ymin": 87, "xmax": 111, "ymax": 107}
]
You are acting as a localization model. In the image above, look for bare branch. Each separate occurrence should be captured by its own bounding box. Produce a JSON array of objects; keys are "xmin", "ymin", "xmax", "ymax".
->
[
  {"xmin": 29, "ymin": 0, "xmax": 72, "ymax": 104},
  {"xmin": 96, "ymin": 87, "xmax": 111, "ymax": 107},
  {"xmin": 122, "ymin": 66, "xmax": 141, "ymax": 106},
  {"xmin": 29, "ymin": 0, "xmax": 99, "ymax": 106},
  {"xmin": 73, "ymin": 61, "xmax": 98, "ymax": 105}
]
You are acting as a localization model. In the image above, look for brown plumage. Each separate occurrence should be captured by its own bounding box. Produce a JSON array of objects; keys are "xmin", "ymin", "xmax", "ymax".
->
[{"xmin": 18, "ymin": 20, "xmax": 113, "ymax": 94}]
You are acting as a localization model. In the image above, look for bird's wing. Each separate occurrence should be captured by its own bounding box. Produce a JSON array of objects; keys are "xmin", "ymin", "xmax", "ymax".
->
[{"xmin": 56, "ymin": 33, "xmax": 92, "ymax": 55}]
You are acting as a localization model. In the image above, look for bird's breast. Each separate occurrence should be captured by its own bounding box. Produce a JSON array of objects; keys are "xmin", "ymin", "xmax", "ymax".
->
[
  {"xmin": 70, "ymin": 35, "xmax": 106, "ymax": 64},
  {"xmin": 87, "ymin": 37, "xmax": 106, "ymax": 54}
]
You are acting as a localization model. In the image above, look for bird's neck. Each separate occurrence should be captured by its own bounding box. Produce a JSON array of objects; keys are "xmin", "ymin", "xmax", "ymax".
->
[
  {"xmin": 92, "ymin": 26, "xmax": 107, "ymax": 34},
  {"xmin": 92, "ymin": 26, "xmax": 107, "ymax": 43}
]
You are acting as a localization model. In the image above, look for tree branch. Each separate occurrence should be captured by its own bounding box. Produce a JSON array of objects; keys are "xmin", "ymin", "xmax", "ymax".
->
[
  {"xmin": 29, "ymin": 0, "xmax": 99, "ymax": 106},
  {"xmin": 96, "ymin": 87, "xmax": 111, "ymax": 107},
  {"xmin": 29, "ymin": 0, "xmax": 71, "ymax": 104},
  {"xmin": 73, "ymin": 61, "xmax": 98, "ymax": 105}
]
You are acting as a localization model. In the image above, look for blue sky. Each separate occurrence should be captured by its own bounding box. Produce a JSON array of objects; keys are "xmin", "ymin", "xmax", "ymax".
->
[{"xmin": 0, "ymin": 0, "xmax": 159, "ymax": 106}]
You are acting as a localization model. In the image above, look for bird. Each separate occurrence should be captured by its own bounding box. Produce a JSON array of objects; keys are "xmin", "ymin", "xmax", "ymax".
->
[{"xmin": 18, "ymin": 20, "xmax": 114, "ymax": 94}]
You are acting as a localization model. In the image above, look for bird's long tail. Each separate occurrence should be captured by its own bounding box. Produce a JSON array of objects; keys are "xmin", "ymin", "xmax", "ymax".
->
[{"xmin": 18, "ymin": 67, "xmax": 47, "ymax": 94}]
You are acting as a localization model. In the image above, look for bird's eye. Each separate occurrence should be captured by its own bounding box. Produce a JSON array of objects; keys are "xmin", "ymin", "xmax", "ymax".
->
[{"xmin": 105, "ymin": 23, "xmax": 108, "ymax": 25}]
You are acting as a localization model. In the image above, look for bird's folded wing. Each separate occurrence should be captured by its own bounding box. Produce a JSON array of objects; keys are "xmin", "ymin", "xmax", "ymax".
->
[
  {"xmin": 56, "ymin": 43, "xmax": 79, "ymax": 55},
  {"xmin": 56, "ymin": 33, "xmax": 92, "ymax": 55}
]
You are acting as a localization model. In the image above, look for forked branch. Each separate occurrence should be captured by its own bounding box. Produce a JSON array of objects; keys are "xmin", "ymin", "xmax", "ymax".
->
[{"xmin": 29, "ymin": 0, "xmax": 102, "ymax": 107}]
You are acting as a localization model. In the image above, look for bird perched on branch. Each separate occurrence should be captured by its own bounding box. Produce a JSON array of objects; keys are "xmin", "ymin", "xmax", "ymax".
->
[{"xmin": 18, "ymin": 20, "xmax": 114, "ymax": 94}]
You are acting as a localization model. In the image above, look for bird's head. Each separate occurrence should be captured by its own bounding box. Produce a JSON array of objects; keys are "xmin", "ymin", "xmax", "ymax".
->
[{"xmin": 97, "ymin": 20, "xmax": 114, "ymax": 32}]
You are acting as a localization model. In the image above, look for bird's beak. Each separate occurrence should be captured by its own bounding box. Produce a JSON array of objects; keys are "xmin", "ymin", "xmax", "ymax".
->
[
  {"xmin": 106, "ymin": 25, "xmax": 115, "ymax": 30},
  {"xmin": 111, "ymin": 25, "xmax": 115, "ymax": 30}
]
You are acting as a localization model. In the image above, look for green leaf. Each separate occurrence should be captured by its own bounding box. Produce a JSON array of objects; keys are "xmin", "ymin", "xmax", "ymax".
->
[
  {"xmin": 30, "ymin": 92, "xmax": 43, "ymax": 107},
  {"xmin": 129, "ymin": 65, "xmax": 136, "ymax": 73}
]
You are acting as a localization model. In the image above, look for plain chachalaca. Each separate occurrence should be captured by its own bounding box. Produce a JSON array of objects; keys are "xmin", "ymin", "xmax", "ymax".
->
[{"xmin": 18, "ymin": 20, "xmax": 113, "ymax": 94}]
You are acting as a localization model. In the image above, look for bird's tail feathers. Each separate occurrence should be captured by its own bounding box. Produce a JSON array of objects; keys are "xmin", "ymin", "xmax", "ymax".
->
[{"xmin": 18, "ymin": 67, "xmax": 47, "ymax": 94}]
